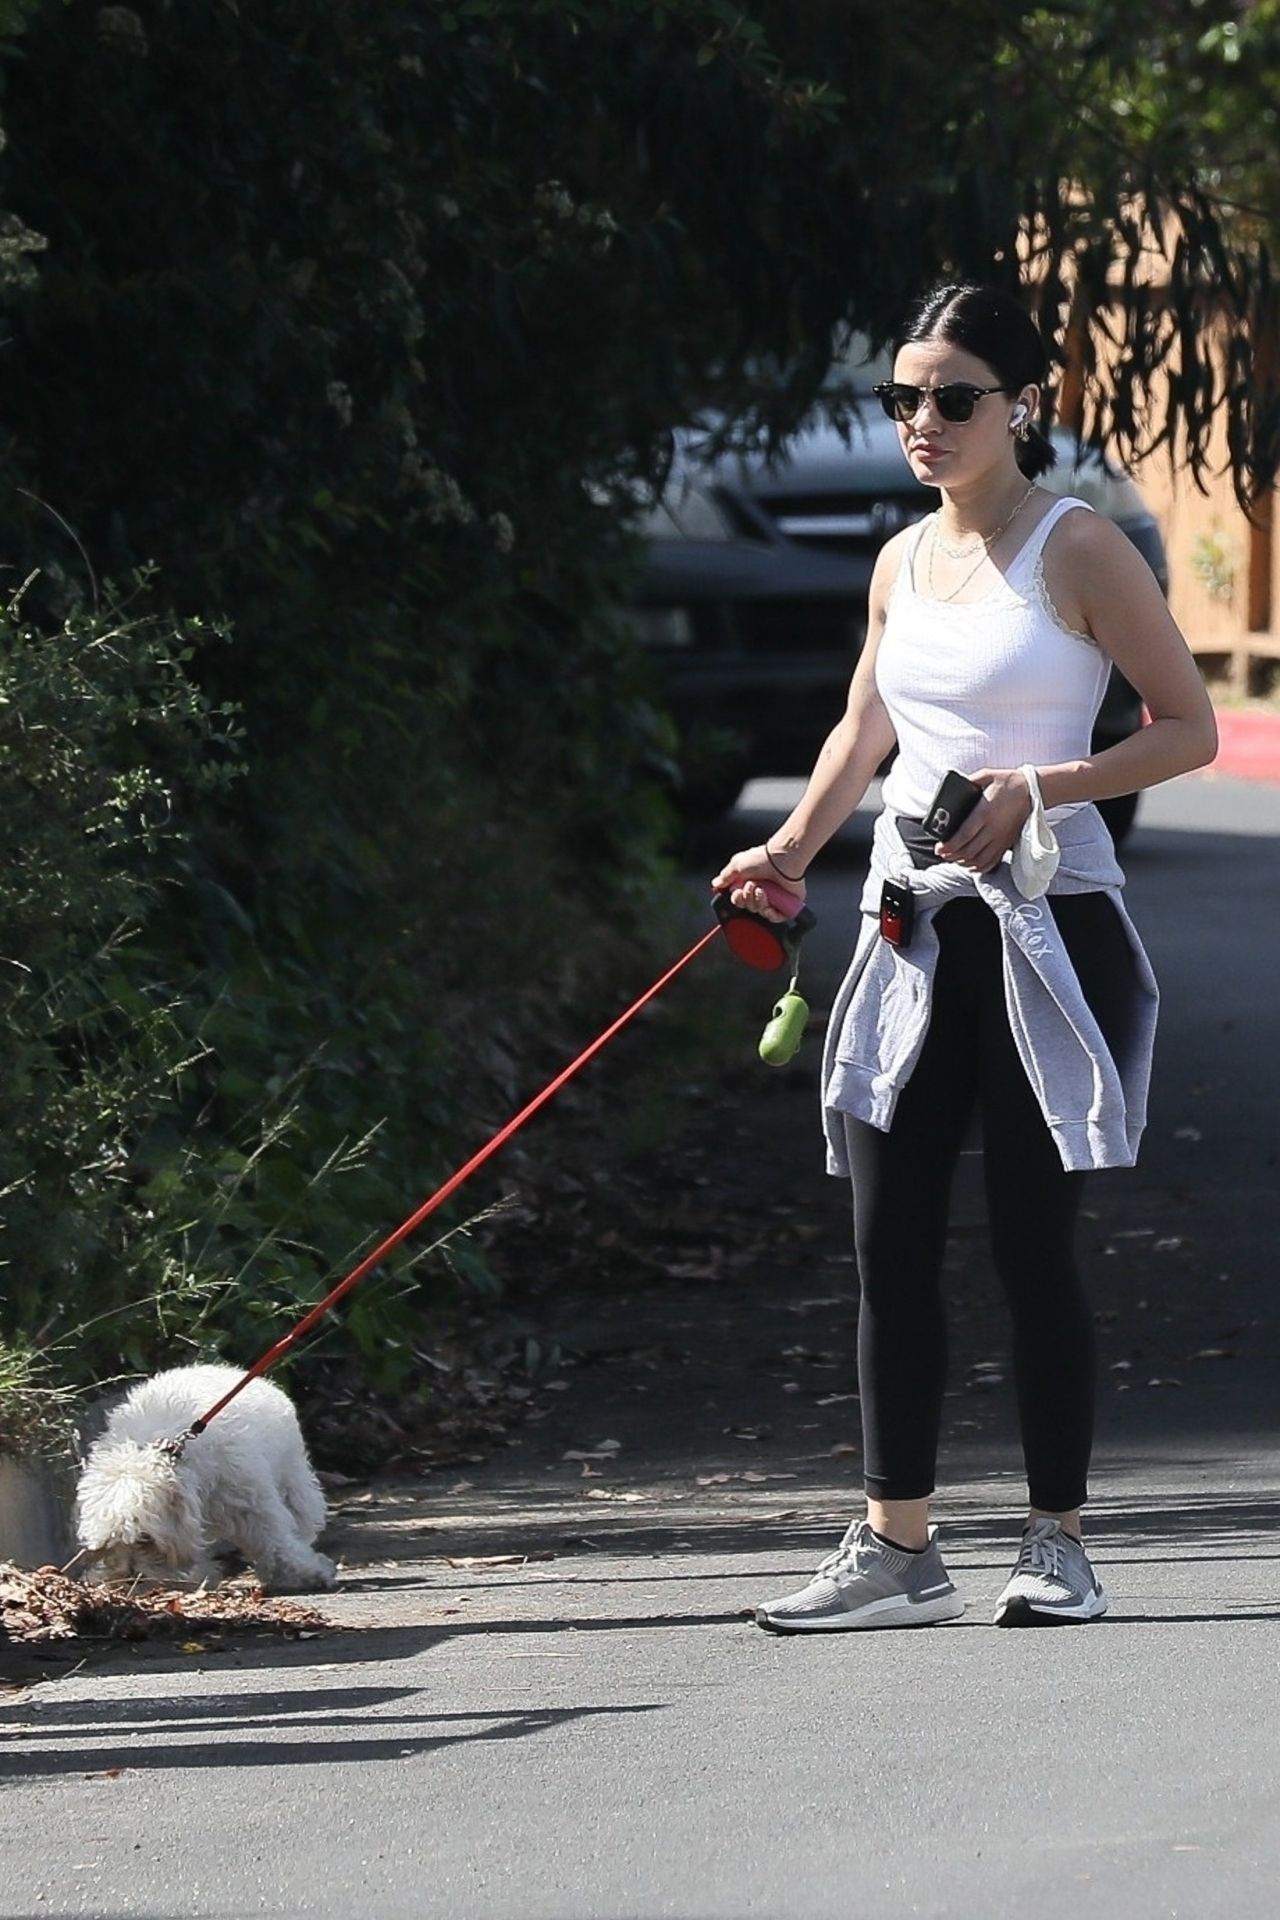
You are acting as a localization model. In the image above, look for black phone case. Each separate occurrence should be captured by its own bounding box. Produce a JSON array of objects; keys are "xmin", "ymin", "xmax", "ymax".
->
[{"xmin": 922, "ymin": 770, "xmax": 983, "ymax": 843}]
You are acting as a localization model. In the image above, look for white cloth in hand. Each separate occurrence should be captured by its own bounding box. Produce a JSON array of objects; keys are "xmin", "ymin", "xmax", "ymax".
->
[{"xmin": 1010, "ymin": 764, "xmax": 1060, "ymax": 900}]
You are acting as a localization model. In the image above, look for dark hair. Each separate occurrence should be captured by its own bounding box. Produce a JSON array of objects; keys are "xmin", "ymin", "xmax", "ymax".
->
[{"xmin": 898, "ymin": 283, "xmax": 1057, "ymax": 479}]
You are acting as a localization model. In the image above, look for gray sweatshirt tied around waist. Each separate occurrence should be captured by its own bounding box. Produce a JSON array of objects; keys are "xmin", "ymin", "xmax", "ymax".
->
[{"xmin": 822, "ymin": 806, "xmax": 1160, "ymax": 1176}]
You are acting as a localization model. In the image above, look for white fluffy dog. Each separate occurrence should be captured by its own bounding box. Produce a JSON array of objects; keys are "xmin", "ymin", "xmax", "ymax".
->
[{"xmin": 75, "ymin": 1364, "xmax": 337, "ymax": 1592}]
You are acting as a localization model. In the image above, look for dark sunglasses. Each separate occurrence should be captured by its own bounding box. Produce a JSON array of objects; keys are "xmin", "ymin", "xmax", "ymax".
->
[{"xmin": 873, "ymin": 381, "xmax": 1009, "ymax": 424}]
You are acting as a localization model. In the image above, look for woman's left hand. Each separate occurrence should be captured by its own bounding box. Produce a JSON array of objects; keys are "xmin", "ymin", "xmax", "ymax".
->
[{"xmin": 935, "ymin": 768, "xmax": 1033, "ymax": 872}]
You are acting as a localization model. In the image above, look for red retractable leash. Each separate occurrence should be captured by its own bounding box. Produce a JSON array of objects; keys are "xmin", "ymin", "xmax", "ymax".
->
[{"xmin": 180, "ymin": 879, "xmax": 815, "ymax": 1445}]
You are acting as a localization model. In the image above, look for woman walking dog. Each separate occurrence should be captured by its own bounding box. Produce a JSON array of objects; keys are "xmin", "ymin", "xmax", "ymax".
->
[{"xmin": 713, "ymin": 283, "xmax": 1216, "ymax": 1631}]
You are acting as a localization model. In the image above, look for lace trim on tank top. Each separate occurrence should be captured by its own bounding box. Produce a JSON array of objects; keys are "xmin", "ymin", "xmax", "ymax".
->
[
  {"xmin": 898, "ymin": 496, "xmax": 1097, "ymax": 644},
  {"xmin": 1026, "ymin": 547, "xmax": 1098, "ymax": 648}
]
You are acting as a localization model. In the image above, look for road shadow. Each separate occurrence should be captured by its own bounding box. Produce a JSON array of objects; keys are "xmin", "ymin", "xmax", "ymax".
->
[
  {"xmin": 0, "ymin": 1616, "xmax": 447, "ymax": 1693},
  {"xmin": 0, "ymin": 1684, "xmax": 667, "ymax": 1782}
]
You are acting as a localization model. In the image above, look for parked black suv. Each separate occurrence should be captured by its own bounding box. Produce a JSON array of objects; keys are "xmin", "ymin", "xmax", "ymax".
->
[{"xmin": 634, "ymin": 403, "xmax": 1166, "ymax": 843}]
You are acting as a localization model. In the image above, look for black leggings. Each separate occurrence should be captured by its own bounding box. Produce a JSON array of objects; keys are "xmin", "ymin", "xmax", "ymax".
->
[{"xmin": 842, "ymin": 893, "xmax": 1137, "ymax": 1513}]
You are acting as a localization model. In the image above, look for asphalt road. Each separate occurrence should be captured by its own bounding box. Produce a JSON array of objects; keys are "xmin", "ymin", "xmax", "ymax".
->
[{"xmin": 3, "ymin": 771, "xmax": 1280, "ymax": 1920}]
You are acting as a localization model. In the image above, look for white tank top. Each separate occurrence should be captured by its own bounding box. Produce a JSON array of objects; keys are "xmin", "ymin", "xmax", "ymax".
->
[{"xmin": 877, "ymin": 497, "xmax": 1110, "ymax": 819}]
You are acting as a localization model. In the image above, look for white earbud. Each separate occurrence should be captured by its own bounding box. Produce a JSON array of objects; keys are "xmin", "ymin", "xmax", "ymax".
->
[{"xmin": 1010, "ymin": 404, "xmax": 1029, "ymax": 428}]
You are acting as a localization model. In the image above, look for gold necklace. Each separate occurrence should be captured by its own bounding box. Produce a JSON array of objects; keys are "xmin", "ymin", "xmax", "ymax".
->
[
  {"xmin": 934, "ymin": 484, "xmax": 1036, "ymax": 557},
  {"xmin": 934, "ymin": 524, "xmax": 988, "ymax": 559},
  {"xmin": 927, "ymin": 484, "xmax": 1037, "ymax": 603},
  {"xmin": 935, "ymin": 533, "xmax": 985, "ymax": 559}
]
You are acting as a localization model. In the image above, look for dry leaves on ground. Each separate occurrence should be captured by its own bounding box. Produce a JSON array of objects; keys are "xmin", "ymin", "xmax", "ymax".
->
[{"xmin": 0, "ymin": 1563, "xmax": 334, "ymax": 1648}]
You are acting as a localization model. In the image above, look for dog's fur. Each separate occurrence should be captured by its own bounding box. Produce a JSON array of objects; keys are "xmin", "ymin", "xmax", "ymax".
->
[{"xmin": 75, "ymin": 1364, "xmax": 337, "ymax": 1592}]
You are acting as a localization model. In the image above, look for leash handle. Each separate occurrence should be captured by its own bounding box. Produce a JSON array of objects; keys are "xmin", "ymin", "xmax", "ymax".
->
[
  {"xmin": 755, "ymin": 879, "xmax": 806, "ymax": 917},
  {"xmin": 711, "ymin": 878, "xmax": 815, "ymax": 972}
]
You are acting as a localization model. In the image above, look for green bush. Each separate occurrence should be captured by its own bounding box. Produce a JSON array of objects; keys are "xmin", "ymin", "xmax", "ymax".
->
[
  {"xmin": 0, "ymin": 589, "xmax": 238, "ymax": 1370},
  {"xmin": 0, "ymin": 582, "xmax": 702, "ymax": 1404},
  {"xmin": 0, "ymin": 1335, "xmax": 74, "ymax": 1456}
]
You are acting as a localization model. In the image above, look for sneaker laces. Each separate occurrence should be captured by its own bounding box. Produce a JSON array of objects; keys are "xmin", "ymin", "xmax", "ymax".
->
[
  {"xmin": 814, "ymin": 1527, "xmax": 878, "ymax": 1581},
  {"xmin": 1018, "ymin": 1521, "xmax": 1066, "ymax": 1582},
  {"xmin": 815, "ymin": 1542, "xmax": 863, "ymax": 1580}
]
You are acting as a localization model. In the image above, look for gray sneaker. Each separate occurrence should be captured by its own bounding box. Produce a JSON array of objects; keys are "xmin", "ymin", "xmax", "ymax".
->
[
  {"xmin": 755, "ymin": 1520, "xmax": 966, "ymax": 1634},
  {"xmin": 993, "ymin": 1518, "xmax": 1108, "ymax": 1626}
]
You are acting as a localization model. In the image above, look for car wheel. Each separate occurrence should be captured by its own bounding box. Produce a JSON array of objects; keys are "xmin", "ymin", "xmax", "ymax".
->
[{"xmin": 1098, "ymin": 790, "xmax": 1139, "ymax": 846}]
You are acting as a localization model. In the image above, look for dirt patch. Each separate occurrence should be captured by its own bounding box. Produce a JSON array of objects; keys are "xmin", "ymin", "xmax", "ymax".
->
[{"xmin": 0, "ymin": 1561, "xmax": 336, "ymax": 1688}]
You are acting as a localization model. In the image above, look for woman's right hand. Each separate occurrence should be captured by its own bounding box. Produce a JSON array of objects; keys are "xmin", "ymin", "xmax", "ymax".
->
[{"xmin": 711, "ymin": 845, "xmax": 807, "ymax": 923}]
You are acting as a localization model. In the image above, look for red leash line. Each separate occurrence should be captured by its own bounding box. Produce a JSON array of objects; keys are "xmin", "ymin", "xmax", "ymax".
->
[{"xmin": 189, "ymin": 922, "xmax": 724, "ymax": 1435}]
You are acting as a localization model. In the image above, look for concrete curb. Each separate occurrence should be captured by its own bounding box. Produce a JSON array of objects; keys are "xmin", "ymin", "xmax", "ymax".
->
[
  {"xmin": 1210, "ymin": 704, "xmax": 1280, "ymax": 784},
  {"xmin": 0, "ymin": 1454, "xmax": 74, "ymax": 1568}
]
